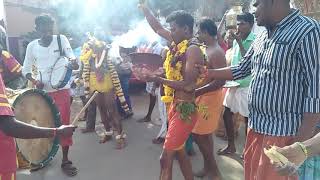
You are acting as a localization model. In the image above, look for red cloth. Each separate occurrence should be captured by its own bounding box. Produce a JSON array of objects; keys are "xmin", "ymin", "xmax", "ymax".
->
[
  {"xmin": 0, "ymin": 131, "xmax": 16, "ymax": 174},
  {"xmin": 0, "ymin": 173, "xmax": 16, "ymax": 180},
  {"xmin": 48, "ymin": 89, "xmax": 72, "ymax": 147},
  {"xmin": 0, "ymin": 51, "xmax": 22, "ymax": 84},
  {"xmin": 0, "ymin": 77, "xmax": 14, "ymax": 116},
  {"xmin": 163, "ymin": 103, "xmax": 197, "ymax": 150},
  {"xmin": 0, "ymin": 52, "xmax": 17, "ymax": 174},
  {"xmin": 244, "ymin": 129, "xmax": 298, "ymax": 180}
]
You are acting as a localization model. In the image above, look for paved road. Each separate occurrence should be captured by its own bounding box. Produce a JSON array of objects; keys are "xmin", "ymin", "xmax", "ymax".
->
[{"xmin": 17, "ymin": 90, "xmax": 245, "ymax": 180}]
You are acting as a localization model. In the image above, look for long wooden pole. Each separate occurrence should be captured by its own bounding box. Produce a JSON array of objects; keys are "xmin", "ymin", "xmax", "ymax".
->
[{"xmin": 72, "ymin": 91, "xmax": 99, "ymax": 125}]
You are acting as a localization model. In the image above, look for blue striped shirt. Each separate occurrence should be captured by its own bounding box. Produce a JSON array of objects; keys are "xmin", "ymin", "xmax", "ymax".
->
[{"xmin": 230, "ymin": 10, "xmax": 320, "ymax": 136}]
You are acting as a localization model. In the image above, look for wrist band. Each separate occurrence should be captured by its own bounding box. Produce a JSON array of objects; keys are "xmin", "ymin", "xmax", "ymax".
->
[{"xmin": 297, "ymin": 142, "xmax": 308, "ymax": 158}]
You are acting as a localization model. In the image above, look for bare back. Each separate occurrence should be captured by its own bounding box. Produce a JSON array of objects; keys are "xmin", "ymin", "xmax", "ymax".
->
[{"xmin": 204, "ymin": 43, "xmax": 226, "ymax": 84}]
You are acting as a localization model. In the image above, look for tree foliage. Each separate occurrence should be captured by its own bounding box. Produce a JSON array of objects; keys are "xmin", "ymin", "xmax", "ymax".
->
[{"xmin": 149, "ymin": 0, "xmax": 197, "ymax": 17}]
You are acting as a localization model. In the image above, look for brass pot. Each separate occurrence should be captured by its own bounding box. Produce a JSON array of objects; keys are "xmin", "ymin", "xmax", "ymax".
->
[{"xmin": 225, "ymin": 5, "xmax": 243, "ymax": 29}]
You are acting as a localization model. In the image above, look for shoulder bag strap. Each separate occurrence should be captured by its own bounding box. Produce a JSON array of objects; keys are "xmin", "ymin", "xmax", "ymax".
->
[{"xmin": 57, "ymin": 34, "xmax": 65, "ymax": 56}]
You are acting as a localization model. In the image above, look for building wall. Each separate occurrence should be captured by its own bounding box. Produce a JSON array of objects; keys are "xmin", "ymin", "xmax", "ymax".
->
[{"xmin": 4, "ymin": 0, "xmax": 57, "ymax": 61}]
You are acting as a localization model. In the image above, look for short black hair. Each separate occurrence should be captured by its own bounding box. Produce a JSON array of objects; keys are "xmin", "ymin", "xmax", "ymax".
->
[
  {"xmin": 237, "ymin": 12, "xmax": 254, "ymax": 25},
  {"xmin": 199, "ymin": 18, "xmax": 217, "ymax": 37},
  {"xmin": 35, "ymin": 14, "xmax": 54, "ymax": 27},
  {"xmin": 166, "ymin": 10, "xmax": 194, "ymax": 33}
]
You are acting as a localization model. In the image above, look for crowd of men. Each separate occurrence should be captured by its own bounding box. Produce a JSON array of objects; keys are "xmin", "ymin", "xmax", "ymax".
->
[{"xmin": 0, "ymin": 0, "xmax": 320, "ymax": 180}]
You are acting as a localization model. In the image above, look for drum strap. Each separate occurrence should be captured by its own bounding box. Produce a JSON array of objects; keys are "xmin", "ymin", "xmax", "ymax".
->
[{"xmin": 57, "ymin": 35, "xmax": 65, "ymax": 57}]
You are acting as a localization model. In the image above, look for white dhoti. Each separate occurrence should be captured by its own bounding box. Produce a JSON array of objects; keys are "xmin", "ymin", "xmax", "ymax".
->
[
  {"xmin": 156, "ymin": 88, "xmax": 167, "ymax": 138},
  {"xmin": 223, "ymin": 87, "xmax": 250, "ymax": 117}
]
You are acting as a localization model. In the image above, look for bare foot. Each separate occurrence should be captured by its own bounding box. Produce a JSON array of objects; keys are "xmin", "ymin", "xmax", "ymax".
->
[
  {"xmin": 137, "ymin": 116, "xmax": 151, "ymax": 123},
  {"xmin": 61, "ymin": 161, "xmax": 78, "ymax": 177},
  {"xmin": 217, "ymin": 145, "xmax": 236, "ymax": 156}
]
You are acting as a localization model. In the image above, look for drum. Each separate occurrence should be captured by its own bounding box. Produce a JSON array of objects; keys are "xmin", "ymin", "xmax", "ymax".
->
[
  {"xmin": 50, "ymin": 57, "xmax": 72, "ymax": 89},
  {"xmin": 8, "ymin": 89, "xmax": 61, "ymax": 169},
  {"xmin": 129, "ymin": 53, "xmax": 163, "ymax": 71}
]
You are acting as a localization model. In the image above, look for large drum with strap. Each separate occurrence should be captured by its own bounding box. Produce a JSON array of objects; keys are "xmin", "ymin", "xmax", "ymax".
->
[{"xmin": 7, "ymin": 89, "xmax": 61, "ymax": 170}]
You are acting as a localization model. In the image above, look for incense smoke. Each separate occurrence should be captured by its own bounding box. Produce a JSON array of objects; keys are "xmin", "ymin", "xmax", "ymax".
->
[
  {"xmin": 108, "ymin": 18, "xmax": 166, "ymax": 58},
  {"xmin": 50, "ymin": 0, "xmax": 143, "ymax": 34}
]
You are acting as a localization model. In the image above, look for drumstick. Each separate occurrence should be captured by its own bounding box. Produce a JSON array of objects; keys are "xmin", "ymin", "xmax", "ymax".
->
[{"xmin": 72, "ymin": 91, "xmax": 99, "ymax": 125}]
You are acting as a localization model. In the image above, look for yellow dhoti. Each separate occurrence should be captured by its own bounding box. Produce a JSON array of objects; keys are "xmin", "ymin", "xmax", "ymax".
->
[
  {"xmin": 89, "ymin": 73, "xmax": 113, "ymax": 93},
  {"xmin": 192, "ymin": 89, "xmax": 224, "ymax": 135}
]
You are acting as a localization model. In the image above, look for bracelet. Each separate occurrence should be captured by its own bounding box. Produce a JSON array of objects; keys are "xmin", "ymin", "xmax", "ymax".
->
[
  {"xmin": 53, "ymin": 128, "xmax": 57, "ymax": 137},
  {"xmin": 296, "ymin": 142, "xmax": 308, "ymax": 159}
]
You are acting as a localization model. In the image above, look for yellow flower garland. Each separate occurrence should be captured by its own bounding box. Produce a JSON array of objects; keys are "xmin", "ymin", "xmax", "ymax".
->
[
  {"xmin": 80, "ymin": 43, "xmax": 93, "ymax": 64},
  {"xmin": 79, "ymin": 38, "xmax": 105, "ymax": 64},
  {"xmin": 161, "ymin": 40, "xmax": 188, "ymax": 103},
  {"xmin": 161, "ymin": 40, "xmax": 206, "ymax": 103}
]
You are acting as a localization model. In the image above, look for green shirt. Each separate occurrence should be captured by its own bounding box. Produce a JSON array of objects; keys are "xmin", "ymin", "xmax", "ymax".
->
[{"xmin": 231, "ymin": 32, "xmax": 256, "ymax": 87}]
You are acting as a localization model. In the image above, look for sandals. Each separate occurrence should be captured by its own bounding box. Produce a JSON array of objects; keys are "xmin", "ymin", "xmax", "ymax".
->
[
  {"xmin": 115, "ymin": 133, "xmax": 127, "ymax": 149},
  {"xmin": 61, "ymin": 161, "xmax": 78, "ymax": 177},
  {"xmin": 99, "ymin": 130, "xmax": 113, "ymax": 144}
]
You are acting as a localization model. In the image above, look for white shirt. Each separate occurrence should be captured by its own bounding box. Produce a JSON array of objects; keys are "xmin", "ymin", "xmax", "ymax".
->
[{"xmin": 22, "ymin": 35, "xmax": 76, "ymax": 92}]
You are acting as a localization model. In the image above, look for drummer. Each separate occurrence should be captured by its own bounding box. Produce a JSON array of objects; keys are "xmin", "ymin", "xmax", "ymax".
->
[
  {"xmin": 22, "ymin": 14, "xmax": 79, "ymax": 176},
  {"xmin": 0, "ymin": 50, "xmax": 76, "ymax": 180},
  {"xmin": 217, "ymin": 12, "xmax": 256, "ymax": 156}
]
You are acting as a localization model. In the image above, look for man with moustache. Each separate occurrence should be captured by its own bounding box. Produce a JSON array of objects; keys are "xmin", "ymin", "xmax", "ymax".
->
[
  {"xmin": 199, "ymin": 0, "xmax": 320, "ymax": 179},
  {"xmin": 139, "ymin": 3, "xmax": 205, "ymax": 180},
  {"xmin": 23, "ymin": 14, "xmax": 79, "ymax": 176},
  {"xmin": 217, "ymin": 12, "xmax": 255, "ymax": 156}
]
